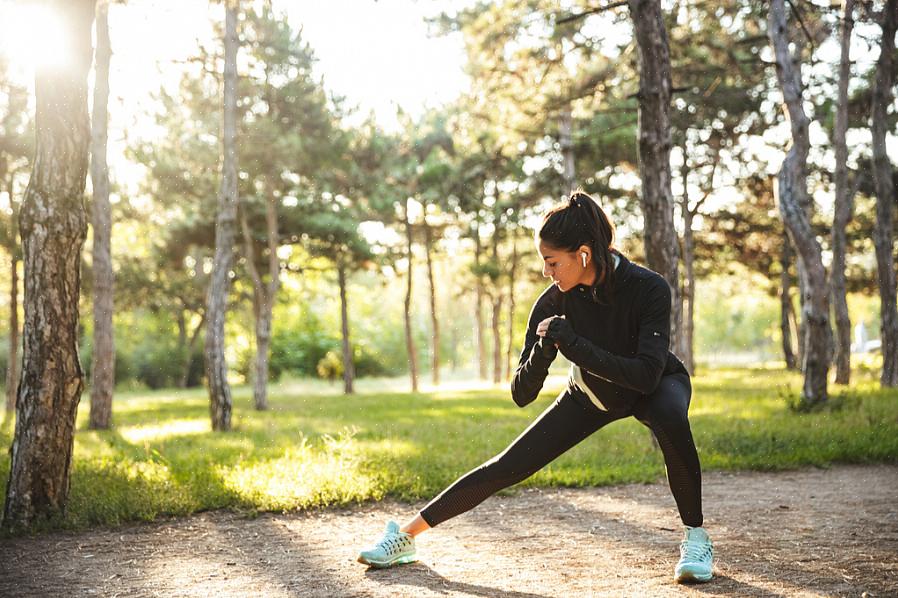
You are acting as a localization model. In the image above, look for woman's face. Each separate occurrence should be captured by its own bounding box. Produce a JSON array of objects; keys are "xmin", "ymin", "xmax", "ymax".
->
[{"xmin": 538, "ymin": 240, "xmax": 593, "ymax": 292}]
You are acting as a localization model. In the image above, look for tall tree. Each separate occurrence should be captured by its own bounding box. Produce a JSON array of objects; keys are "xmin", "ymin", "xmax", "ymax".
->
[
  {"xmin": 768, "ymin": 0, "xmax": 831, "ymax": 406},
  {"xmin": 871, "ymin": 0, "xmax": 898, "ymax": 387},
  {"xmin": 402, "ymin": 197, "xmax": 419, "ymax": 393},
  {"xmin": 780, "ymin": 232, "xmax": 799, "ymax": 370},
  {"xmin": 628, "ymin": 0, "xmax": 682, "ymax": 352},
  {"xmin": 831, "ymin": 0, "xmax": 857, "ymax": 385},
  {"xmin": 238, "ymin": 192, "xmax": 279, "ymax": 408},
  {"xmin": 3, "ymin": 0, "xmax": 95, "ymax": 528},
  {"xmin": 237, "ymin": 2, "xmax": 335, "ymax": 407},
  {"xmin": 206, "ymin": 0, "xmax": 239, "ymax": 431},
  {"xmin": 89, "ymin": 0, "xmax": 114, "ymax": 428}
]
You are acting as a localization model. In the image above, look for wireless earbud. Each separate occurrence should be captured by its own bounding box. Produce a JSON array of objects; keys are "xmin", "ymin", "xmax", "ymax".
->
[{"xmin": 581, "ymin": 252, "xmax": 587, "ymax": 267}]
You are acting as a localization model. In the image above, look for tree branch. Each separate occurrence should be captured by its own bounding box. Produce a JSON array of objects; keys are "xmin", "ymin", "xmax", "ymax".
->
[{"xmin": 555, "ymin": 1, "xmax": 629, "ymax": 26}]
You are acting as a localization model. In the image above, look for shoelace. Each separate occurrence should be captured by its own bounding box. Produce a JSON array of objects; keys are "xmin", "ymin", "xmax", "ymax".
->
[
  {"xmin": 376, "ymin": 533, "xmax": 409, "ymax": 555},
  {"xmin": 680, "ymin": 539, "xmax": 712, "ymax": 562}
]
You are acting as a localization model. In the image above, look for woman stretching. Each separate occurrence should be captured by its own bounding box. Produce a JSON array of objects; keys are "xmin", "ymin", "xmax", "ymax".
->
[{"xmin": 357, "ymin": 191, "xmax": 714, "ymax": 583}]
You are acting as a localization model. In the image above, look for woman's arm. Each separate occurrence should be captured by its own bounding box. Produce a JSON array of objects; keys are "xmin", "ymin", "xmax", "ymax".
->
[
  {"xmin": 545, "ymin": 280, "xmax": 671, "ymax": 395},
  {"xmin": 510, "ymin": 301, "xmax": 558, "ymax": 407}
]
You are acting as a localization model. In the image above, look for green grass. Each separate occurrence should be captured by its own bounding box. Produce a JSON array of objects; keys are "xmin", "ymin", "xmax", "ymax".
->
[{"xmin": 1, "ymin": 366, "xmax": 896, "ymax": 533}]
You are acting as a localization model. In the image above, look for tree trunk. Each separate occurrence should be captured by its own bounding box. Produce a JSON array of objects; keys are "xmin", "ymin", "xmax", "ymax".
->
[
  {"xmin": 6, "ymin": 249, "xmax": 18, "ymax": 412},
  {"xmin": 237, "ymin": 190, "xmax": 280, "ymax": 409},
  {"xmin": 678, "ymin": 154, "xmax": 695, "ymax": 374},
  {"xmin": 3, "ymin": 0, "xmax": 94, "ymax": 529},
  {"xmin": 780, "ymin": 233, "xmax": 798, "ymax": 370},
  {"xmin": 89, "ymin": 0, "xmax": 114, "ymax": 429},
  {"xmin": 559, "ymin": 107, "xmax": 576, "ymax": 193},
  {"xmin": 179, "ymin": 313, "xmax": 205, "ymax": 389},
  {"xmin": 768, "ymin": 0, "xmax": 831, "ymax": 405},
  {"xmin": 831, "ymin": 0, "xmax": 856, "ymax": 386},
  {"xmin": 423, "ymin": 218, "xmax": 439, "ymax": 386},
  {"xmin": 490, "ymin": 229, "xmax": 502, "ymax": 383},
  {"xmin": 403, "ymin": 199, "xmax": 418, "ymax": 393},
  {"xmin": 205, "ymin": 2, "xmax": 239, "ymax": 430},
  {"xmin": 504, "ymin": 231, "xmax": 518, "ymax": 380},
  {"xmin": 628, "ymin": 0, "xmax": 683, "ymax": 354},
  {"xmin": 796, "ymin": 260, "xmax": 808, "ymax": 371},
  {"xmin": 337, "ymin": 260, "xmax": 354, "ymax": 395},
  {"xmin": 871, "ymin": 0, "xmax": 898, "ymax": 387},
  {"xmin": 491, "ymin": 293, "xmax": 503, "ymax": 384},
  {"xmin": 6, "ymin": 175, "xmax": 18, "ymax": 412},
  {"xmin": 473, "ymin": 220, "xmax": 486, "ymax": 380}
]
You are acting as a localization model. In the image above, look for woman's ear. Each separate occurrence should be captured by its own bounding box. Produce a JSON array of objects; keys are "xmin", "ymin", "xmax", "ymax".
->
[{"xmin": 578, "ymin": 244, "xmax": 591, "ymax": 263}]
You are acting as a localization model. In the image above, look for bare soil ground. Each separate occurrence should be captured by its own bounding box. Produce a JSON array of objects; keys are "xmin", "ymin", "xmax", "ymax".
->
[{"xmin": 1, "ymin": 464, "xmax": 896, "ymax": 597}]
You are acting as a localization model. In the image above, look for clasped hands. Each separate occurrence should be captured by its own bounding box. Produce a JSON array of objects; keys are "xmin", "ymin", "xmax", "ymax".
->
[{"xmin": 535, "ymin": 315, "xmax": 577, "ymax": 359}]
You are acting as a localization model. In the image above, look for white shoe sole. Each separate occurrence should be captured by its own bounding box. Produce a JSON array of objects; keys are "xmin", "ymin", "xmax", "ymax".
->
[{"xmin": 357, "ymin": 553, "xmax": 418, "ymax": 568}]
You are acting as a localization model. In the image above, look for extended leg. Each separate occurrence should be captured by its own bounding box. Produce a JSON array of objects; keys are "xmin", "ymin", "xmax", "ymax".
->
[{"xmin": 419, "ymin": 390, "xmax": 627, "ymax": 527}]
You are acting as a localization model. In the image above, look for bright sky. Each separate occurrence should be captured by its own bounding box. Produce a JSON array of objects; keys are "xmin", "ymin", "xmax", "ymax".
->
[
  {"xmin": 0, "ymin": 0, "xmax": 469, "ymax": 196},
  {"xmin": 0, "ymin": 0, "xmax": 469, "ymax": 124},
  {"xmin": 0, "ymin": 0, "xmax": 895, "ymax": 218}
]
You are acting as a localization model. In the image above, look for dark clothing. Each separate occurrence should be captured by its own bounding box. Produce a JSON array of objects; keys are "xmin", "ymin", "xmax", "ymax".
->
[
  {"xmin": 511, "ymin": 252, "xmax": 688, "ymax": 411},
  {"xmin": 420, "ymin": 373, "xmax": 702, "ymax": 528},
  {"xmin": 419, "ymin": 253, "xmax": 703, "ymax": 529}
]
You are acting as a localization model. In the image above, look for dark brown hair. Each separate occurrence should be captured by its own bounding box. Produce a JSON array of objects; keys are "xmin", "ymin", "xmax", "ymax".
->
[{"xmin": 538, "ymin": 190, "xmax": 617, "ymax": 303}]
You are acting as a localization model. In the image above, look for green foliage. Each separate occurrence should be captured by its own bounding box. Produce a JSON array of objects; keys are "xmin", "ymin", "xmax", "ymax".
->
[
  {"xmin": 316, "ymin": 350, "xmax": 343, "ymax": 382},
  {"xmin": 267, "ymin": 316, "xmax": 334, "ymax": 380},
  {"xmin": 0, "ymin": 366, "xmax": 894, "ymax": 535}
]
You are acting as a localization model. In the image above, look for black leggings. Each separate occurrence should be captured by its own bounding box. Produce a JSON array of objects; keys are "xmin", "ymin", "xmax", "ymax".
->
[{"xmin": 419, "ymin": 373, "xmax": 703, "ymax": 528}]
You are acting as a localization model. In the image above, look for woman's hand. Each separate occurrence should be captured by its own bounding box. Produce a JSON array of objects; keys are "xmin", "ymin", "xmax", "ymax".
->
[
  {"xmin": 536, "ymin": 315, "xmax": 564, "ymax": 349},
  {"xmin": 545, "ymin": 315, "xmax": 578, "ymax": 348}
]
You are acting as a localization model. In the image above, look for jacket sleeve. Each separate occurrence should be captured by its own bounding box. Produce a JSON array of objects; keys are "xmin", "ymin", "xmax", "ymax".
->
[
  {"xmin": 510, "ymin": 298, "xmax": 558, "ymax": 407},
  {"xmin": 556, "ymin": 279, "xmax": 671, "ymax": 395}
]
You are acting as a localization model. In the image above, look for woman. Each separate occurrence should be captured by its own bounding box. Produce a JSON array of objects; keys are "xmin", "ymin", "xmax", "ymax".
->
[{"xmin": 357, "ymin": 191, "xmax": 714, "ymax": 584}]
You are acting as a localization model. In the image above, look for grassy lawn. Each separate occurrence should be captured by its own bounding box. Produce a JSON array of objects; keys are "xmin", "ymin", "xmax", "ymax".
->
[{"xmin": 1, "ymin": 366, "xmax": 896, "ymax": 532}]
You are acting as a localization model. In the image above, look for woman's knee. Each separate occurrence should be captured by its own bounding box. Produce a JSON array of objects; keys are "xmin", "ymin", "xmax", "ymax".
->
[{"xmin": 642, "ymin": 377, "xmax": 691, "ymax": 427}]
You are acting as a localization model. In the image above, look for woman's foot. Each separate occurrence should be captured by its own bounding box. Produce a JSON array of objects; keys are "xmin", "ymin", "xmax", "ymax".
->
[
  {"xmin": 674, "ymin": 526, "xmax": 714, "ymax": 583},
  {"xmin": 357, "ymin": 521, "xmax": 418, "ymax": 568}
]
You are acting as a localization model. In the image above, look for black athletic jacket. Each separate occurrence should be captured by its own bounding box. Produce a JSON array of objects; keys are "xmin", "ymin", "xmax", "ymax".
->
[{"xmin": 511, "ymin": 252, "xmax": 689, "ymax": 409}]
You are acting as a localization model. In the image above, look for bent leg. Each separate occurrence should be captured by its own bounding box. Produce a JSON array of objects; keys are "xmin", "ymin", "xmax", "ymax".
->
[
  {"xmin": 633, "ymin": 373, "xmax": 703, "ymax": 527},
  {"xmin": 419, "ymin": 390, "xmax": 626, "ymax": 527}
]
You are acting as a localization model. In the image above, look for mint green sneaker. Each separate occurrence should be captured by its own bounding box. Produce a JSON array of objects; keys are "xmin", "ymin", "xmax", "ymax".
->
[
  {"xmin": 357, "ymin": 521, "xmax": 418, "ymax": 568},
  {"xmin": 674, "ymin": 526, "xmax": 713, "ymax": 583}
]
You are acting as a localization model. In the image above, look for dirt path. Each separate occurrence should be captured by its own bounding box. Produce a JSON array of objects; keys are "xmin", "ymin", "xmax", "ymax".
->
[{"xmin": 1, "ymin": 464, "xmax": 896, "ymax": 597}]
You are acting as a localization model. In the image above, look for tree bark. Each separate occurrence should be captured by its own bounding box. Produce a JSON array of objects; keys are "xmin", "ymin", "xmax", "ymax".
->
[
  {"xmin": 491, "ymin": 292, "xmax": 503, "ymax": 384},
  {"xmin": 504, "ymin": 230, "xmax": 518, "ymax": 380},
  {"xmin": 3, "ymin": 0, "xmax": 94, "ymax": 529},
  {"xmin": 89, "ymin": 0, "xmax": 114, "ymax": 429},
  {"xmin": 179, "ymin": 312, "xmax": 205, "ymax": 389},
  {"xmin": 490, "ymin": 229, "xmax": 502, "ymax": 384},
  {"xmin": 871, "ymin": 0, "xmax": 898, "ymax": 387},
  {"xmin": 678, "ymin": 153, "xmax": 694, "ymax": 374},
  {"xmin": 6, "ymin": 176, "xmax": 18, "ymax": 412},
  {"xmin": 681, "ymin": 193, "xmax": 695, "ymax": 375},
  {"xmin": 337, "ymin": 260, "xmax": 354, "ymax": 395},
  {"xmin": 831, "ymin": 0, "xmax": 856, "ymax": 386},
  {"xmin": 768, "ymin": 0, "xmax": 831, "ymax": 405},
  {"xmin": 780, "ymin": 232, "xmax": 798, "ymax": 370},
  {"xmin": 403, "ymin": 199, "xmax": 418, "ymax": 393},
  {"xmin": 205, "ymin": 1, "xmax": 239, "ymax": 430},
  {"xmin": 423, "ymin": 218, "xmax": 439, "ymax": 386},
  {"xmin": 473, "ymin": 219, "xmax": 487, "ymax": 380},
  {"xmin": 237, "ymin": 190, "xmax": 280, "ymax": 409},
  {"xmin": 628, "ymin": 0, "xmax": 683, "ymax": 355}
]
